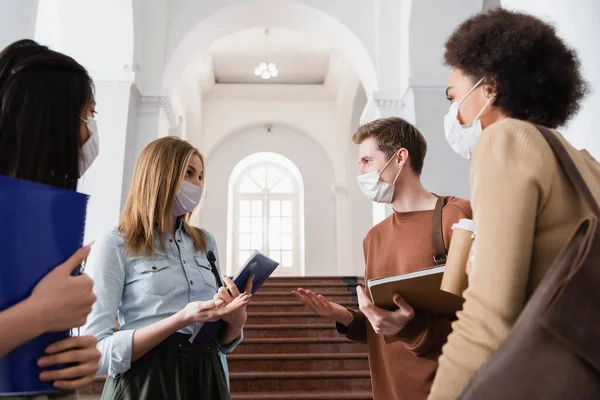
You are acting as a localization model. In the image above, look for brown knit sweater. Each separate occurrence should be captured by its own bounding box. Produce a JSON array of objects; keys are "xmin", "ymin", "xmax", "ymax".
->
[{"xmin": 338, "ymin": 197, "xmax": 472, "ymax": 399}]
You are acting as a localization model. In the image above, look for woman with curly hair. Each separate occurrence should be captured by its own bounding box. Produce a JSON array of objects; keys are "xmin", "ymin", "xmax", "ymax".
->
[{"xmin": 429, "ymin": 8, "xmax": 598, "ymax": 399}]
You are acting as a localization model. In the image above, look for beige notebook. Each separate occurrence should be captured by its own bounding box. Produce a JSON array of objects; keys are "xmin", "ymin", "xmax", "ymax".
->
[{"xmin": 367, "ymin": 266, "xmax": 464, "ymax": 319}]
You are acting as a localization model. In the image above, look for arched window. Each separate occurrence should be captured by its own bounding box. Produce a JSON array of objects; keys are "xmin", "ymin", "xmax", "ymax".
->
[{"xmin": 227, "ymin": 153, "xmax": 305, "ymax": 276}]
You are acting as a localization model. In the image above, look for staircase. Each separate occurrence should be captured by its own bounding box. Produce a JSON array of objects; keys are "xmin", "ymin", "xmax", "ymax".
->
[
  {"xmin": 229, "ymin": 276, "xmax": 372, "ymax": 400},
  {"xmin": 79, "ymin": 276, "xmax": 372, "ymax": 400}
]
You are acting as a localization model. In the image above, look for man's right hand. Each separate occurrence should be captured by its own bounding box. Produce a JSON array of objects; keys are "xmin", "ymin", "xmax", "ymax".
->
[
  {"xmin": 27, "ymin": 247, "xmax": 96, "ymax": 332},
  {"xmin": 291, "ymin": 288, "xmax": 353, "ymax": 327}
]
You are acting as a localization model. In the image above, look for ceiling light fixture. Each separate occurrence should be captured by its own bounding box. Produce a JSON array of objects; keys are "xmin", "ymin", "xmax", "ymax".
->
[{"xmin": 254, "ymin": 28, "xmax": 278, "ymax": 80}]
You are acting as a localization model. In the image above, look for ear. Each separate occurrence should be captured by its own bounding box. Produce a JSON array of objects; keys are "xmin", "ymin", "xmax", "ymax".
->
[
  {"xmin": 396, "ymin": 148, "xmax": 409, "ymax": 167},
  {"xmin": 482, "ymin": 79, "xmax": 497, "ymax": 99}
]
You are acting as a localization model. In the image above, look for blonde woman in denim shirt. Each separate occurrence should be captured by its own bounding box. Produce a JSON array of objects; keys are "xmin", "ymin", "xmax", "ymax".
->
[{"xmin": 82, "ymin": 137, "xmax": 251, "ymax": 400}]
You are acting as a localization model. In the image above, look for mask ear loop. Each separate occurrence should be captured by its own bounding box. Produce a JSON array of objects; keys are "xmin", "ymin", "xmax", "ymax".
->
[
  {"xmin": 378, "ymin": 148, "xmax": 404, "ymax": 184},
  {"xmin": 378, "ymin": 150, "xmax": 398, "ymax": 175},
  {"xmin": 474, "ymin": 93, "xmax": 497, "ymax": 121},
  {"xmin": 391, "ymin": 150, "xmax": 405, "ymax": 185},
  {"xmin": 457, "ymin": 77, "xmax": 485, "ymax": 107},
  {"xmin": 392, "ymin": 164, "xmax": 403, "ymax": 185}
]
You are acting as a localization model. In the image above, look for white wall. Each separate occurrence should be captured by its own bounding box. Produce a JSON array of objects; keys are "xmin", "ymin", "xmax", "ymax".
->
[
  {"xmin": 197, "ymin": 125, "xmax": 338, "ymax": 276},
  {"xmin": 502, "ymin": 0, "xmax": 600, "ymax": 158},
  {"xmin": 121, "ymin": 86, "xmax": 139, "ymax": 211},
  {"xmin": 79, "ymin": 82, "xmax": 132, "ymax": 244},
  {"xmin": 347, "ymin": 85, "xmax": 372, "ymax": 276},
  {"xmin": 410, "ymin": 88, "xmax": 471, "ymax": 199},
  {"xmin": 0, "ymin": 0, "xmax": 38, "ymax": 49},
  {"xmin": 201, "ymin": 86, "xmax": 340, "ymax": 178}
]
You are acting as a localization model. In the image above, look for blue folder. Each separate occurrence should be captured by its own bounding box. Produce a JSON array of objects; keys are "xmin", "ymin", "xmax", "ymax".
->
[
  {"xmin": 0, "ymin": 174, "xmax": 88, "ymax": 396},
  {"xmin": 191, "ymin": 250, "xmax": 279, "ymax": 345}
]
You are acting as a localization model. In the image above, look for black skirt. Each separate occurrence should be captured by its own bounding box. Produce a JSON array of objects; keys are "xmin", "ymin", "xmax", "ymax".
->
[{"xmin": 100, "ymin": 333, "xmax": 229, "ymax": 400}]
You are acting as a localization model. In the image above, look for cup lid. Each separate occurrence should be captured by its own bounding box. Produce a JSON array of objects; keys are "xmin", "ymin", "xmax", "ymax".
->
[{"xmin": 451, "ymin": 218, "xmax": 475, "ymax": 232}]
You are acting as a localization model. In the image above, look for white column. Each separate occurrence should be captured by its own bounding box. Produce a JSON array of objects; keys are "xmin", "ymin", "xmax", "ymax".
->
[
  {"xmin": 120, "ymin": 89, "xmax": 172, "ymax": 209},
  {"xmin": 159, "ymin": 98, "xmax": 179, "ymax": 138},
  {"xmin": 332, "ymin": 183, "xmax": 353, "ymax": 276},
  {"xmin": 79, "ymin": 81, "xmax": 132, "ymax": 243},
  {"xmin": 502, "ymin": 0, "xmax": 600, "ymax": 158},
  {"xmin": 137, "ymin": 95, "xmax": 164, "ymax": 147},
  {"xmin": 0, "ymin": 0, "xmax": 39, "ymax": 49}
]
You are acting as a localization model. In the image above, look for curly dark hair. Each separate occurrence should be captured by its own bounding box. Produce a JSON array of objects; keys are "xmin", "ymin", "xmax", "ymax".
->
[{"xmin": 444, "ymin": 8, "xmax": 588, "ymax": 128}]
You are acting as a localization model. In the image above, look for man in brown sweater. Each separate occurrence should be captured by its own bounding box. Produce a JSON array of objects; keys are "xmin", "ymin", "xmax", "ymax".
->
[{"xmin": 293, "ymin": 117, "xmax": 471, "ymax": 399}]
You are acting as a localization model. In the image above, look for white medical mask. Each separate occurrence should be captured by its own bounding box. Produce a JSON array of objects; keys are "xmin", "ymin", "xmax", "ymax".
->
[
  {"xmin": 444, "ymin": 78, "xmax": 496, "ymax": 160},
  {"xmin": 357, "ymin": 152, "xmax": 403, "ymax": 204},
  {"xmin": 172, "ymin": 180, "xmax": 203, "ymax": 216},
  {"xmin": 79, "ymin": 117, "xmax": 99, "ymax": 177}
]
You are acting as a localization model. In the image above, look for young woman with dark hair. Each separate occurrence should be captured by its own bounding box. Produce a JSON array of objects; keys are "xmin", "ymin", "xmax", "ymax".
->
[
  {"xmin": 0, "ymin": 40, "xmax": 101, "ymax": 395},
  {"xmin": 430, "ymin": 9, "xmax": 598, "ymax": 399}
]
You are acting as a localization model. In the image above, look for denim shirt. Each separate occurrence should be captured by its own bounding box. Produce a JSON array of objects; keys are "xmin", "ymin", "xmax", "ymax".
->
[{"xmin": 81, "ymin": 222, "xmax": 242, "ymax": 378}]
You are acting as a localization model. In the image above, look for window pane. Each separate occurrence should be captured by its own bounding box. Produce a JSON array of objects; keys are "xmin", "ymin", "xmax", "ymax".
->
[
  {"xmin": 251, "ymin": 217, "xmax": 263, "ymax": 233},
  {"xmin": 267, "ymin": 168, "xmax": 283, "ymax": 188},
  {"xmin": 281, "ymin": 201, "xmax": 292, "ymax": 217},
  {"xmin": 282, "ymin": 234, "xmax": 293, "ymax": 250},
  {"xmin": 251, "ymin": 233, "xmax": 263, "ymax": 250},
  {"xmin": 271, "ymin": 177, "xmax": 293, "ymax": 193},
  {"xmin": 269, "ymin": 232, "xmax": 281, "ymax": 250},
  {"xmin": 239, "ymin": 251, "xmax": 250, "ymax": 267},
  {"xmin": 251, "ymin": 200, "xmax": 263, "ymax": 217},
  {"xmin": 250, "ymin": 167, "xmax": 266, "ymax": 189},
  {"xmin": 282, "ymin": 217, "xmax": 292, "ymax": 233},
  {"xmin": 240, "ymin": 177, "xmax": 261, "ymax": 193},
  {"xmin": 240, "ymin": 200, "xmax": 251, "ymax": 217},
  {"xmin": 269, "ymin": 251, "xmax": 281, "ymax": 264},
  {"xmin": 239, "ymin": 217, "xmax": 251, "ymax": 233},
  {"xmin": 269, "ymin": 200, "xmax": 281, "ymax": 217},
  {"xmin": 282, "ymin": 251, "xmax": 293, "ymax": 267},
  {"xmin": 269, "ymin": 217, "xmax": 281, "ymax": 236},
  {"xmin": 239, "ymin": 234, "xmax": 250, "ymax": 249}
]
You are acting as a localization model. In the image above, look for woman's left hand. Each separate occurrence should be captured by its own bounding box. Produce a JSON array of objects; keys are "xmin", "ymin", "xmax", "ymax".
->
[
  {"xmin": 37, "ymin": 335, "xmax": 101, "ymax": 390},
  {"xmin": 215, "ymin": 275, "xmax": 253, "ymax": 328}
]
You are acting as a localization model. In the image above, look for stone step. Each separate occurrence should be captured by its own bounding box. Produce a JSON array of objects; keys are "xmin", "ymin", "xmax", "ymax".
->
[
  {"xmin": 259, "ymin": 282, "xmax": 351, "ymax": 292},
  {"xmin": 242, "ymin": 323, "xmax": 339, "ymax": 339},
  {"xmin": 232, "ymin": 392, "xmax": 372, "ymax": 400},
  {"xmin": 227, "ymin": 352, "xmax": 369, "ymax": 372},
  {"xmin": 247, "ymin": 312, "xmax": 333, "ymax": 325},
  {"xmin": 248, "ymin": 300, "xmax": 356, "ymax": 313},
  {"xmin": 234, "ymin": 337, "xmax": 366, "ymax": 354},
  {"xmin": 230, "ymin": 370, "xmax": 371, "ymax": 392},
  {"xmin": 254, "ymin": 290, "xmax": 355, "ymax": 302}
]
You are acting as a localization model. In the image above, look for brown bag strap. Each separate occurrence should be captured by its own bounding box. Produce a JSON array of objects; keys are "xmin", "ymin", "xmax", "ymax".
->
[
  {"xmin": 535, "ymin": 125, "xmax": 600, "ymax": 217},
  {"xmin": 433, "ymin": 195, "xmax": 448, "ymax": 265}
]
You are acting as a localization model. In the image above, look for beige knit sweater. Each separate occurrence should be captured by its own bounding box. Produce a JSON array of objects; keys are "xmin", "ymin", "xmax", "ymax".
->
[{"xmin": 429, "ymin": 118, "xmax": 600, "ymax": 399}]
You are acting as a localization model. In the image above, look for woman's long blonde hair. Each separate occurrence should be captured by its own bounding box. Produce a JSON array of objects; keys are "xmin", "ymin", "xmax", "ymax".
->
[{"xmin": 119, "ymin": 136, "xmax": 207, "ymax": 256}]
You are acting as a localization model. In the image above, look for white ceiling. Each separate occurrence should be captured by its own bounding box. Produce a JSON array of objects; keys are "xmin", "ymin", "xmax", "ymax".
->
[{"xmin": 209, "ymin": 27, "xmax": 332, "ymax": 85}]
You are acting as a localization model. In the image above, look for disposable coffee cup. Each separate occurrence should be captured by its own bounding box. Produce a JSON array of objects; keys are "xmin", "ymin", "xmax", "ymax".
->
[{"xmin": 440, "ymin": 218, "xmax": 474, "ymax": 297}]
